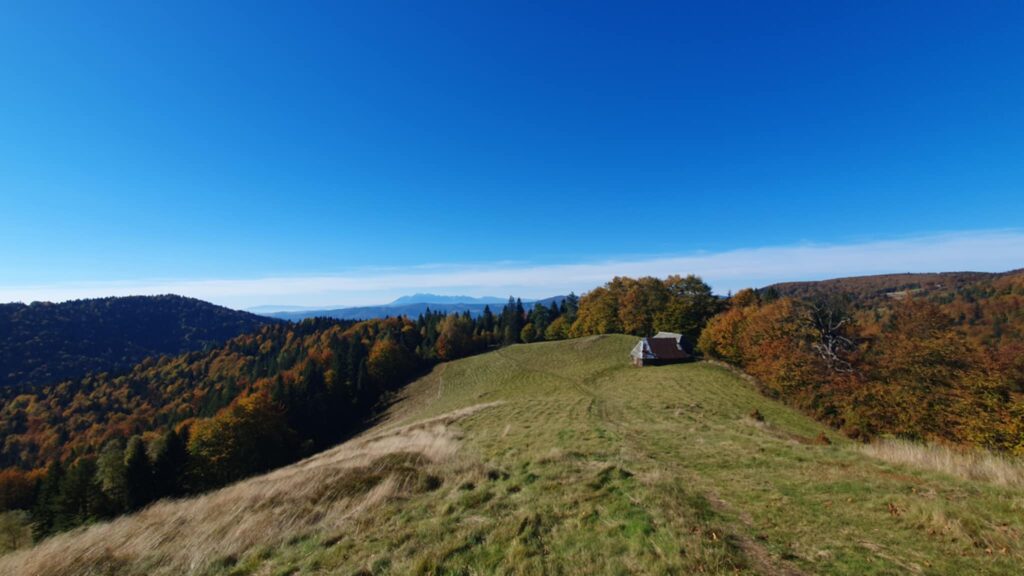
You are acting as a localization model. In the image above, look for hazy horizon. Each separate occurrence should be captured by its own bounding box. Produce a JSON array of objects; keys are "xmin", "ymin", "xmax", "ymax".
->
[{"xmin": 2, "ymin": 230, "xmax": 1021, "ymax": 309}]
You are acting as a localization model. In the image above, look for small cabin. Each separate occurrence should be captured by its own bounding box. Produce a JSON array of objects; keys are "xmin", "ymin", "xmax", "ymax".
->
[{"xmin": 630, "ymin": 332, "xmax": 691, "ymax": 367}]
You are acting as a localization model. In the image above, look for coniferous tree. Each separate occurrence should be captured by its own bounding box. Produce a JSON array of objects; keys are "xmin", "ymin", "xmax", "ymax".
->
[
  {"xmin": 294, "ymin": 360, "xmax": 327, "ymax": 445},
  {"xmin": 55, "ymin": 458, "xmax": 106, "ymax": 530},
  {"xmin": 563, "ymin": 292, "xmax": 579, "ymax": 322},
  {"xmin": 530, "ymin": 303, "xmax": 551, "ymax": 338},
  {"xmin": 123, "ymin": 436, "xmax": 153, "ymax": 511},
  {"xmin": 95, "ymin": 439, "xmax": 127, "ymax": 513},
  {"xmin": 355, "ymin": 357, "xmax": 371, "ymax": 410},
  {"xmin": 151, "ymin": 429, "xmax": 188, "ymax": 499},
  {"xmin": 31, "ymin": 460, "xmax": 64, "ymax": 537},
  {"xmin": 501, "ymin": 297, "xmax": 526, "ymax": 344},
  {"xmin": 481, "ymin": 305, "xmax": 495, "ymax": 333}
]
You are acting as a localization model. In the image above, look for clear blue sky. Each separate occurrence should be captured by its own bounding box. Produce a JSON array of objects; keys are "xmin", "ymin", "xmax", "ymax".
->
[{"xmin": 2, "ymin": 2, "xmax": 1022, "ymax": 306}]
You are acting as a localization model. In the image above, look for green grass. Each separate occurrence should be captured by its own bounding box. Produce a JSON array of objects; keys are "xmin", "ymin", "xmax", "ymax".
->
[
  {"xmin": 232, "ymin": 334, "xmax": 1024, "ymax": 569},
  {"xmin": 239, "ymin": 335, "xmax": 1024, "ymax": 574},
  {"xmin": 16, "ymin": 335, "xmax": 1024, "ymax": 575}
]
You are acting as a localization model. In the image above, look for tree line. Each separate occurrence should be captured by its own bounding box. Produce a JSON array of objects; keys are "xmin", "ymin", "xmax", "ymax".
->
[{"xmin": 569, "ymin": 275, "xmax": 722, "ymax": 346}]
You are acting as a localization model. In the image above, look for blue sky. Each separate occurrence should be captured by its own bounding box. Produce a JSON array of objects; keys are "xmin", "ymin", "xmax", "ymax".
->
[{"xmin": 2, "ymin": 2, "xmax": 1022, "ymax": 307}]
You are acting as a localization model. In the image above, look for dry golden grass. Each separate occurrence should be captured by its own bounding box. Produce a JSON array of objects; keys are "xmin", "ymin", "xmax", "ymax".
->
[
  {"xmin": 861, "ymin": 438, "xmax": 1024, "ymax": 487},
  {"xmin": 0, "ymin": 403, "xmax": 499, "ymax": 576}
]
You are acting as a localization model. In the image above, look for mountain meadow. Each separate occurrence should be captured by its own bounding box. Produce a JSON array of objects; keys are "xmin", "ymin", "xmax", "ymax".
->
[
  {"xmin": 1, "ymin": 271, "xmax": 1023, "ymax": 574},
  {"xmin": 2, "ymin": 335, "xmax": 1022, "ymax": 575}
]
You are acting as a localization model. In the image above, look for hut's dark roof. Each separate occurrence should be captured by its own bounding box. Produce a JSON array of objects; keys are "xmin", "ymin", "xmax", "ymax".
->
[{"xmin": 646, "ymin": 337, "xmax": 689, "ymax": 360}]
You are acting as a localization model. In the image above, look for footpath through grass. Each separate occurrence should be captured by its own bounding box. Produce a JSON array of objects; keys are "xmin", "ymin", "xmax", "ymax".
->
[{"xmin": 246, "ymin": 335, "xmax": 1024, "ymax": 575}]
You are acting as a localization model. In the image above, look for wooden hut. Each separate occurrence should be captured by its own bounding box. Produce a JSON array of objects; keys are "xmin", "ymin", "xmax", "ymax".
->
[{"xmin": 630, "ymin": 333, "xmax": 691, "ymax": 367}]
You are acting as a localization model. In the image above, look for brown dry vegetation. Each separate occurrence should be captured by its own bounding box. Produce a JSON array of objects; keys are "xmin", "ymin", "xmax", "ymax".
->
[
  {"xmin": 0, "ymin": 403, "xmax": 498, "ymax": 576},
  {"xmin": 861, "ymin": 438, "xmax": 1024, "ymax": 487}
]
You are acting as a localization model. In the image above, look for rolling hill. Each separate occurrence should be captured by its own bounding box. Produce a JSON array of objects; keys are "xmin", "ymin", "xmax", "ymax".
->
[
  {"xmin": 0, "ymin": 295, "xmax": 275, "ymax": 390},
  {"xmin": 5, "ymin": 335, "xmax": 1021, "ymax": 575},
  {"xmin": 760, "ymin": 269, "xmax": 1024, "ymax": 305}
]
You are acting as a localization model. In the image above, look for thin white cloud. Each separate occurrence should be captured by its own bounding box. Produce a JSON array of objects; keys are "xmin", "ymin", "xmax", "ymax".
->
[{"xmin": 2, "ymin": 230, "xmax": 1021, "ymax": 309}]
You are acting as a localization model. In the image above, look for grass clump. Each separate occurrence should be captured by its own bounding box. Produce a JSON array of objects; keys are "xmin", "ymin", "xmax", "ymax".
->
[{"xmin": 861, "ymin": 438, "xmax": 1024, "ymax": 487}]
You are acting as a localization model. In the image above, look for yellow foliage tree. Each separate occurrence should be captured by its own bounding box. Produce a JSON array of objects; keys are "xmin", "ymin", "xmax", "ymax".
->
[{"xmin": 187, "ymin": 393, "xmax": 293, "ymax": 489}]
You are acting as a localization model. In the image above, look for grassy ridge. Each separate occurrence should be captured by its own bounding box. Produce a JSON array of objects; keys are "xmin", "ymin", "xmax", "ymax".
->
[{"xmin": 5, "ymin": 335, "xmax": 1023, "ymax": 575}]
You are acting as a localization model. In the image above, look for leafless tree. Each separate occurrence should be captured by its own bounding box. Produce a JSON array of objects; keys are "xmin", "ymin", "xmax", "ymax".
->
[{"xmin": 805, "ymin": 297, "xmax": 856, "ymax": 373}]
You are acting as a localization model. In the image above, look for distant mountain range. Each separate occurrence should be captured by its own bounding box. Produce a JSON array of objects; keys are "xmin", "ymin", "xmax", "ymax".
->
[
  {"xmin": 245, "ymin": 304, "xmax": 345, "ymax": 314},
  {"xmin": 260, "ymin": 294, "xmax": 565, "ymax": 322},
  {"xmin": 388, "ymin": 294, "xmax": 510, "ymax": 306}
]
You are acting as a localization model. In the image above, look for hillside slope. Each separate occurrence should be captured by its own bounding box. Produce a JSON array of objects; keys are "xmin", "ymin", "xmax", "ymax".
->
[
  {"xmin": 761, "ymin": 269, "xmax": 1022, "ymax": 305},
  {"xmin": 0, "ymin": 295, "xmax": 274, "ymax": 389},
  {"xmin": 4, "ymin": 336, "xmax": 1022, "ymax": 575}
]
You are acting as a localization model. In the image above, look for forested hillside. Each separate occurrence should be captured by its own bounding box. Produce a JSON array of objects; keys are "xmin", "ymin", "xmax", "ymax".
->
[
  {"xmin": 0, "ymin": 297, "xmax": 580, "ymax": 539},
  {"xmin": 700, "ymin": 270, "xmax": 1024, "ymax": 452},
  {"xmin": 0, "ymin": 295, "xmax": 273, "ymax": 389},
  {"xmin": 762, "ymin": 270, "xmax": 1021, "ymax": 307}
]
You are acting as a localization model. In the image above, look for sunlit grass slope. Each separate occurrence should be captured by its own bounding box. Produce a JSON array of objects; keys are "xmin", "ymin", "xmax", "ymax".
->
[{"xmin": 5, "ymin": 335, "xmax": 1023, "ymax": 575}]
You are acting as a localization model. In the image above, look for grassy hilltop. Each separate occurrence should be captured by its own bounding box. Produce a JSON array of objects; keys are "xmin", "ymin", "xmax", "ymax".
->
[{"xmin": 5, "ymin": 335, "xmax": 1023, "ymax": 575}]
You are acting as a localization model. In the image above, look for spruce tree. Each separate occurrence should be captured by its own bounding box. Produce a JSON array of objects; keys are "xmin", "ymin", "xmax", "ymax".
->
[
  {"xmin": 123, "ymin": 436, "xmax": 153, "ymax": 511},
  {"xmin": 96, "ymin": 439, "xmax": 127, "ymax": 513},
  {"xmin": 31, "ymin": 460, "xmax": 64, "ymax": 538},
  {"xmin": 355, "ymin": 357, "xmax": 370, "ymax": 411},
  {"xmin": 152, "ymin": 429, "xmax": 188, "ymax": 498},
  {"xmin": 512, "ymin": 299, "xmax": 526, "ymax": 343},
  {"xmin": 55, "ymin": 458, "xmax": 102, "ymax": 530},
  {"xmin": 563, "ymin": 293, "xmax": 579, "ymax": 322},
  {"xmin": 481, "ymin": 305, "xmax": 494, "ymax": 332}
]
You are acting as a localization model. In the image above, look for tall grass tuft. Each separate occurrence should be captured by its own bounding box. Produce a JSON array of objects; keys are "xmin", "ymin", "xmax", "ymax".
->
[{"xmin": 861, "ymin": 438, "xmax": 1024, "ymax": 487}]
